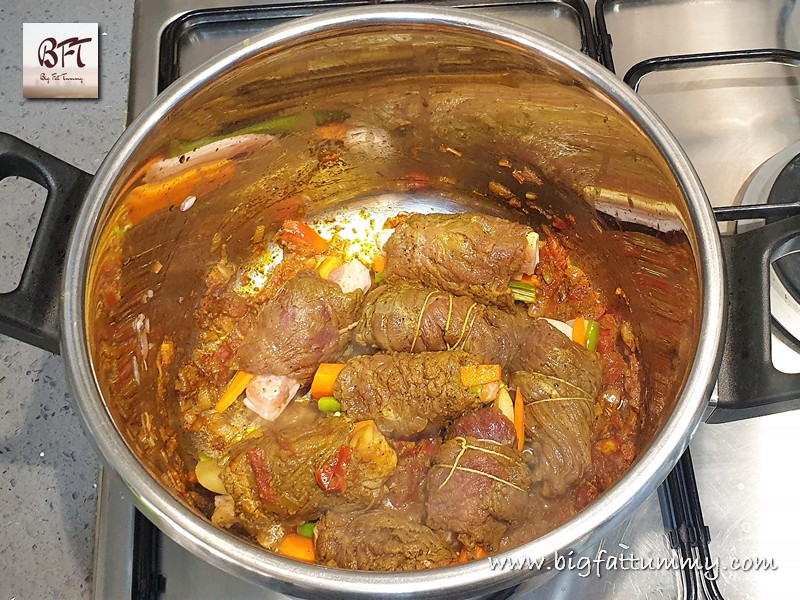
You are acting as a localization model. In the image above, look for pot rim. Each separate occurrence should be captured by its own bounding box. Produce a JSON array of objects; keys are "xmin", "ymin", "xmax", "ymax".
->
[{"xmin": 62, "ymin": 6, "xmax": 725, "ymax": 597}]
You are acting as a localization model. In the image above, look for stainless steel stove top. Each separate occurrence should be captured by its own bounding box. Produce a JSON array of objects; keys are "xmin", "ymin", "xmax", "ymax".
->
[{"xmin": 97, "ymin": 1, "xmax": 800, "ymax": 598}]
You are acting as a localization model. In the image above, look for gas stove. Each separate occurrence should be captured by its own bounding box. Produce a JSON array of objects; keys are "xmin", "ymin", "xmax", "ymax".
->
[{"xmin": 96, "ymin": 1, "xmax": 800, "ymax": 597}]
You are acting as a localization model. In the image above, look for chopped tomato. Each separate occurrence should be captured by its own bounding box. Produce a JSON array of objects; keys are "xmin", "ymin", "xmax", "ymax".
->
[
  {"xmin": 246, "ymin": 447, "xmax": 276, "ymax": 503},
  {"xmin": 315, "ymin": 445, "xmax": 352, "ymax": 494}
]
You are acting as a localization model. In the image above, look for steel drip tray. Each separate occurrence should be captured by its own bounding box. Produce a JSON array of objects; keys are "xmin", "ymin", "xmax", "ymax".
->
[
  {"xmin": 159, "ymin": 0, "xmax": 593, "ymax": 90},
  {"xmin": 129, "ymin": 0, "xmax": 595, "ymax": 118}
]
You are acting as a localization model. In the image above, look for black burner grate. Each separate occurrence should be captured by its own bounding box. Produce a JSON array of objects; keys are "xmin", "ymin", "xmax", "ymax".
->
[{"xmin": 157, "ymin": 0, "xmax": 597, "ymax": 94}]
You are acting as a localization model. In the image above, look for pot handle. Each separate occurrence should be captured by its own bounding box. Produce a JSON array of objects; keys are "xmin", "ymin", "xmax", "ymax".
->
[
  {"xmin": 711, "ymin": 213, "xmax": 800, "ymax": 422},
  {"xmin": 0, "ymin": 133, "xmax": 92, "ymax": 355}
]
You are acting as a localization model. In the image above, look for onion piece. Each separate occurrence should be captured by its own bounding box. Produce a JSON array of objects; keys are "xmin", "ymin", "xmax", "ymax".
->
[
  {"xmin": 520, "ymin": 231, "xmax": 540, "ymax": 275},
  {"xmin": 494, "ymin": 387, "xmax": 514, "ymax": 423},
  {"xmin": 143, "ymin": 133, "xmax": 273, "ymax": 183},
  {"xmin": 541, "ymin": 317, "xmax": 573, "ymax": 340},
  {"xmin": 244, "ymin": 374, "xmax": 300, "ymax": 421},
  {"xmin": 328, "ymin": 259, "xmax": 372, "ymax": 295},
  {"xmin": 196, "ymin": 458, "xmax": 227, "ymax": 494},
  {"xmin": 375, "ymin": 228, "xmax": 395, "ymax": 252},
  {"xmin": 479, "ymin": 380, "xmax": 501, "ymax": 404}
]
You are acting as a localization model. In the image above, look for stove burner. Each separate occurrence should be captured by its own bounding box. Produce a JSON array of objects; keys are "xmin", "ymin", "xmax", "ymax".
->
[{"xmin": 768, "ymin": 153, "xmax": 800, "ymax": 304}]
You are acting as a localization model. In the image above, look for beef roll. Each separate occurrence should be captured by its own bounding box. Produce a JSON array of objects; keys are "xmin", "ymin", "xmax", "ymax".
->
[
  {"xmin": 426, "ymin": 428, "xmax": 531, "ymax": 550},
  {"xmin": 510, "ymin": 370, "xmax": 595, "ymax": 498},
  {"xmin": 383, "ymin": 212, "xmax": 537, "ymax": 309},
  {"xmin": 356, "ymin": 284, "xmax": 601, "ymax": 400},
  {"xmin": 228, "ymin": 270, "xmax": 362, "ymax": 421},
  {"xmin": 315, "ymin": 509, "xmax": 456, "ymax": 571},
  {"xmin": 445, "ymin": 406, "xmax": 517, "ymax": 447},
  {"xmin": 220, "ymin": 416, "xmax": 397, "ymax": 541},
  {"xmin": 234, "ymin": 270, "xmax": 362, "ymax": 382},
  {"xmin": 334, "ymin": 351, "xmax": 492, "ymax": 438},
  {"xmin": 511, "ymin": 318, "xmax": 603, "ymax": 400},
  {"xmin": 355, "ymin": 282, "xmax": 519, "ymax": 367}
]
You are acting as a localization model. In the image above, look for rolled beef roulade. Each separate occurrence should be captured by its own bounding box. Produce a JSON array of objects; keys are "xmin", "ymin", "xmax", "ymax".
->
[
  {"xmin": 356, "ymin": 283, "xmax": 602, "ymax": 401},
  {"xmin": 355, "ymin": 282, "xmax": 520, "ymax": 367},
  {"xmin": 315, "ymin": 509, "xmax": 456, "ymax": 571},
  {"xmin": 229, "ymin": 270, "xmax": 362, "ymax": 422},
  {"xmin": 382, "ymin": 212, "xmax": 538, "ymax": 309},
  {"xmin": 334, "ymin": 350, "xmax": 500, "ymax": 438}
]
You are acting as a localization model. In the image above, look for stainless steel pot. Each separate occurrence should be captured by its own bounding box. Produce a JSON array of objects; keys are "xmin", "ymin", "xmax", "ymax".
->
[{"xmin": 2, "ymin": 6, "xmax": 799, "ymax": 599}]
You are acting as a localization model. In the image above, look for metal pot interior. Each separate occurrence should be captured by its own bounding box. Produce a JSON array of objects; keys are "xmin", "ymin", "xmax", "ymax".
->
[{"xmin": 76, "ymin": 8, "xmax": 709, "ymax": 596}]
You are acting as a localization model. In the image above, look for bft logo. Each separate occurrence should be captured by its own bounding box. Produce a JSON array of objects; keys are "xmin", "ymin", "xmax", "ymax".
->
[
  {"xmin": 23, "ymin": 23, "xmax": 99, "ymax": 99},
  {"xmin": 37, "ymin": 36, "xmax": 93, "ymax": 69}
]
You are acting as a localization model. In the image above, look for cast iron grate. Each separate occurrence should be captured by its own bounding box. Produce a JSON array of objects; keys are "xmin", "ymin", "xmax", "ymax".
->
[{"xmin": 157, "ymin": 0, "xmax": 597, "ymax": 93}]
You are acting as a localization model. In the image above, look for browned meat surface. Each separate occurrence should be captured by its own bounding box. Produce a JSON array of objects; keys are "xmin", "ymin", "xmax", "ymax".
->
[
  {"xmin": 383, "ymin": 212, "xmax": 533, "ymax": 309},
  {"xmin": 355, "ymin": 282, "xmax": 519, "ymax": 367},
  {"xmin": 220, "ymin": 415, "xmax": 396, "ymax": 538},
  {"xmin": 510, "ymin": 370, "xmax": 594, "ymax": 497},
  {"xmin": 445, "ymin": 407, "xmax": 516, "ymax": 446},
  {"xmin": 386, "ymin": 438, "xmax": 440, "ymax": 516},
  {"xmin": 167, "ymin": 205, "xmax": 647, "ymax": 570},
  {"xmin": 356, "ymin": 284, "xmax": 601, "ymax": 398},
  {"xmin": 426, "ymin": 436, "xmax": 531, "ymax": 550},
  {"xmin": 233, "ymin": 270, "xmax": 362, "ymax": 383},
  {"xmin": 334, "ymin": 351, "xmax": 486, "ymax": 438},
  {"xmin": 315, "ymin": 509, "xmax": 456, "ymax": 571},
  {"xmin": 511, "ymin": 319, "xmax": 603, "ymax": 399},
  {"xmin": 497, "ymin": 491, "xmax": 578, "ymax": 552}
]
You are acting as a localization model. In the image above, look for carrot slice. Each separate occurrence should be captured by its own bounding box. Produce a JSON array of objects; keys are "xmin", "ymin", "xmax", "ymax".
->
[
  {"xmin": 453, "ymin": 545, "xmax": 488, "ymax": 564},
  {"xmin": 311, "ymin": 363, "xmax": 346, "ymax": 398},
  {"xmin": 214, "ymin": 371, "xmax": 254, "ymax": 413},
  {"xmin": 278, "ymin": 533, "xmax": 316, "ymax": 563},
  {"xmin": 316, "ymin": 255, "xmax": 343, "ymax": 279},
  {"xmin": 513, "ymin": 273, "xmax": 540, "ymax": 286},
  {"xmin": 314, "ymin": 122, "xmax": 352, "ymax": 142},
  {"xmin": 572, "ymin": 316, "xmax": 588, "ymax": 347},
  {"xmin": 277, "ymin": 220, "xmax": 330, "ymax": 256},
  {"xmin": 371, "ymin": 253, "xmax": 387, "ymax": 274},
  {"xmin": 124, "ymin": 159, "xmax": 236, "ymax": 226},
  {"xmin": 460, "ymin": 364, "xmax": 502, "ymax": 388},
  {"xmin": 514, "ymin": 387, "xmax": 525, "ymax": 452}
]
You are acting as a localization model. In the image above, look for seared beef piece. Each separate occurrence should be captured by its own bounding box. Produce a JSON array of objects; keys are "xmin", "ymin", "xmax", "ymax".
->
[
  {"xmin": 426, "ymin": 436, "xmax": 531, "ymax": 550},
  {"xmin": 357, "ymin": 285, "xmax": 601, "ymax": 395},
  {"xmin": 221, "ymin": 415, "xmax": 396, "ymax": 533},
  {"xmin": 511, "ymin": 319, "xmax": 603, "ymax": 399},
  {"xmin": 510, "ymin": 370, "xmax": 594, "ymax": 497},
  {"xmin": 233, "ymin": 270, "xmax": 362, "ymax": 384},
  {"xmin": 497, "ymin": 490, "xmax": 577, "ymax": 551},
  {"xmin": 315, "ymin": 509, "xmax": 456, "ymax": 571},
  {"xmin": 383, "ymin": 212, "xmax": 533, "ymax": 309},
  {"xmin": 386, "ymin": 438, "xmax": 440, "ymax": 513},
  {"xmin": 355, "ymin": 283, "xmax": 518, "ymax": 366},
  {"xmin": 334, "ymin": 351, "xmax": 487, "ymax": 438},
  {"xmin": 446, "ymin": 407, "xmax": 516, "ymax": 446}
]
